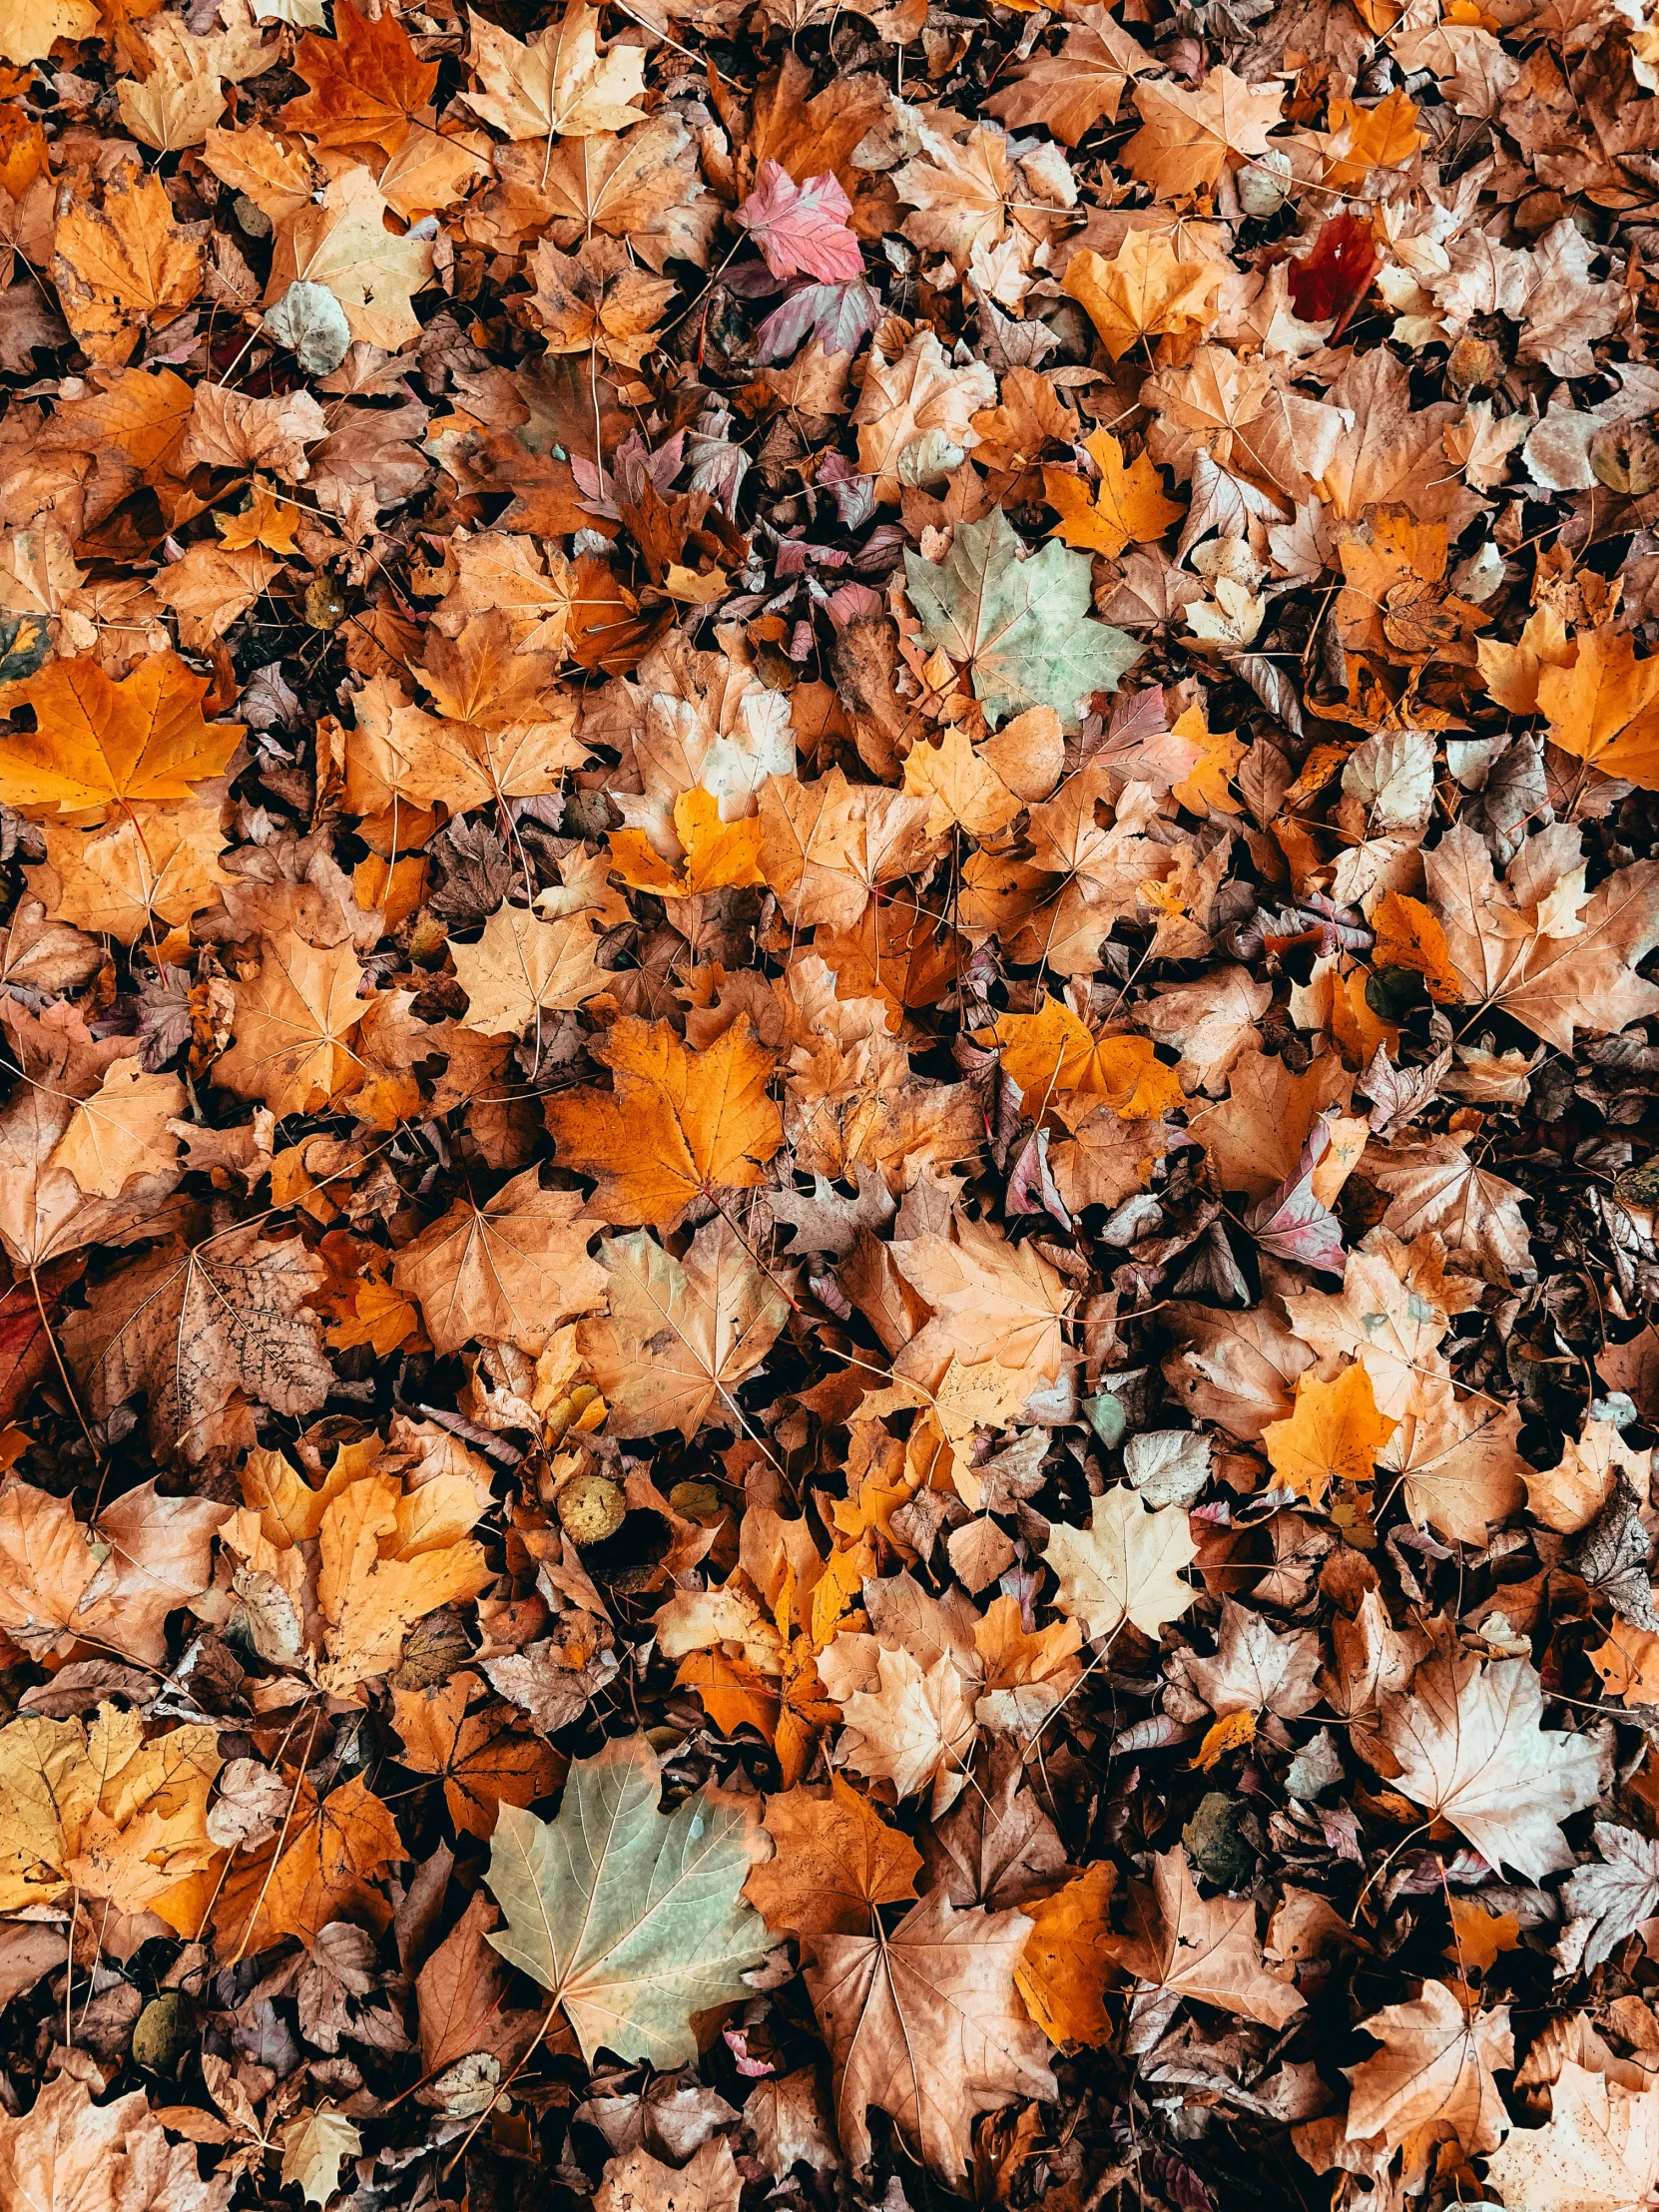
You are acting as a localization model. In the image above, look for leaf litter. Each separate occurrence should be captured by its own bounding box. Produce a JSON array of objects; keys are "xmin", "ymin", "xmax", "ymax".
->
[{"xmin": 0, "ymin": 0, "xmax": 1657, "ymax": 2210}]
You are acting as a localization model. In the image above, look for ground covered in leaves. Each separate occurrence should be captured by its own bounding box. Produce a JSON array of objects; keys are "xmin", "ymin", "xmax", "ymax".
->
[{"xmin": 1, "ymin": 0, "xmax": 1659, "ymax": 2208}]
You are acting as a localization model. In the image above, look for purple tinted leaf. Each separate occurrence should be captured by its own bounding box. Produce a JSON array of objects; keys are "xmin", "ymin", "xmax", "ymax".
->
[{"xmin": 1244, "ymin": 1116, "xmax": 1346, "ymax": 1274}]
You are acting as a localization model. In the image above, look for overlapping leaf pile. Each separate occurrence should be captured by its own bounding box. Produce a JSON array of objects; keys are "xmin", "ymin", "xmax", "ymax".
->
[{"xmin": 0, "ymin": 0, "xmax": 1658, "ymax": 2206}]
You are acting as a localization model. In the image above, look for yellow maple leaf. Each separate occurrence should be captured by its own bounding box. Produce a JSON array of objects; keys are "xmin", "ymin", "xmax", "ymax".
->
[
  {"xmin": 52, "ymin": 170, "xmax": 204, "ymax": 364},
  {"xmin": 1536, "ymin": 626, "xmax": 1659, "ymax": 792},
  {"xmin": 608, "ymin": 787, "xmax": 767, "ymax": 897},
  {"xmin": 217, "ymin": 477, "xmax": 302, "ymax": 555},
  {"xmin": 1169, "ymin": 699, "xmax": 1245, "ymax": 815},
  {"xmin": 1045, "ymin": 426, "xmax": 1184, "ymax": 558},
  {"xmin": 1324, "ymin": 90, "xmax": 1425, "ymax": 191},
  {"xmin": 215, "ymin": 929, "xmax": 368, "ymax": 1117},
  {"xmin": 0, "ymin": 652, "xmax": 242, "ymax": 820},
  {"xmin": 983, "ymin": 996, "xmax": 1185, "ymax": 1118},
  {"xmin": 1263, "ymin": 1363, "xmax": 1396, "ymax": 1505},
  {"xmin": 544, "ymin": 1014, "xmax": 783, "ymax": 1229},
  {"xmin": 1064, "ymin": 232, "xmax": 1226, "ymax": 361}
]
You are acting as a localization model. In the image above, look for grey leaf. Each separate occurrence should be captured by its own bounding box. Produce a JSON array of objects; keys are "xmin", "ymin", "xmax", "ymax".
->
[{"xmin": 265, "ymin": 279, "xmax": 351, "ymax": 375}]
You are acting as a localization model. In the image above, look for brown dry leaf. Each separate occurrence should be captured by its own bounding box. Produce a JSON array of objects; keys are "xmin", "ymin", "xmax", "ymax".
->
[
  {"xmin": 1106, "ymin": 1845, "xmax": 1305, "ymax": 2028},
  {"xmin": 280, "ymin": 0, "xmax": 437, "ymax": 155},
  {"xmin": 215, "ymin": 930, "xmax": 367, "ymax": 1118},
  {"xmin": 984, "ymin": 5, "xmax": 1151, "ymax": 145},
  {"xmin": 391, "ymin": 1670, "xmax": 561, "ymax": 1838},
  {"xmin": 1124, "ymin": 68, "xmax": 1285, "ymax": 196},
  {"xmin": 463, "ymin": 2, "xmax": 648, "ymax": 140},
  {"xmin": 745, "ymin": 1775, "xmax": 922, "ymax": 1937},
  {"xmin": 578, "ymin": 1218, "xmax": 791, "ymax": 1441},
  {"xmin": 1344, "ymin": 1978, "xmax": 1513, "ymax": 2155},
  {"xmin": 1484, "ymin": 2062, "xmax": 1659, "ymax": 2212},
  {"xmin": 393, "ymin": 1167, "xmax": 607, "ymax": 1357},
  {"xmin": 804, "ymin": 1890, "xmax": 1056, "ymax": 2177},
  {"xmin": 64, "ymin": 1227, "xmax": 332, "ymax": 1466},
  {"xmin": 1381, "ymin": 1647, "xmax": 1607, "ymax": 1880},
  {"xmin": 52, "ymin": 171, "xmax": 203, "ymax": 364}
]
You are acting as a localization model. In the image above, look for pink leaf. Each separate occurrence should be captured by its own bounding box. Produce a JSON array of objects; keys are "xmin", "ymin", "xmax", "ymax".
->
[{"xmin": 735, "ymin": 160, "xmax": 862, "ymax": 283}]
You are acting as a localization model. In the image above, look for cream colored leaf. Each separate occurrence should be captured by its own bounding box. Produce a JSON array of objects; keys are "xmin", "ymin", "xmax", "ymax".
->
[{"xmin": 1042, "ymin": 1487, "xmax": 1196, "ymax": 1643}]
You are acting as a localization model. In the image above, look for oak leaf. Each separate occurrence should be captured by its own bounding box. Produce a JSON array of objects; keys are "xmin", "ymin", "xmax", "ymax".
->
[
  {"xmin": 484, "ymin": 1732, "xmax": 770, "ymax": 2067},
  {"xmin": 545, "ymin": 1016, "xmax": 782, "ymax": 1230},
  {"xmin": 804, "ymin": 1889, "xmax": 1056, "ymax": 2176}
]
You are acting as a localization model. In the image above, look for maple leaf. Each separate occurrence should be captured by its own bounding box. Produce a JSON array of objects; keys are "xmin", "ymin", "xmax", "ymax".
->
[
  {"xmin": 449, "ymin": 904, "xmax": 607, "ymax": 1036},
  {"xmin": 392, "ymin": 1167, "xmax": 607, "ymax": 1357},
  {"xmin": 983, "ymin": 4, "xmax": 1152, "ymax": 146},
  {"xmin": 484, "ymin": 1732, "xmax": 770, "ymax": 2067},
  {"xmin": 759, "ymin": 769, "xmax": 939, "ymax": 933},
  {"xmin": 595, "ymin": 2140, "xmax": 743, "ymax": 2212},
  {"xmin": 905, "ymin": 509, "xmax": 1143, "ymax": 731},
  {"xmin": 1382, "ymin": 1647, "xmax": 1607, "ymax": 1880},
  {"xmin": 1287, "ymin": 211, "xmax": 1379, "ymax": 329},
  {"xmin": 1181, "ymin": 1596, "xmax": 1321, "ymax": 1721},
  {"xmin": 545, "ymin": 1016, "xmax": 783, "ymax": 1230},
  {"xmin": 737, "ymin": 161, "xmax": 862, "ymax": 282},
  {"xmin": 51, "ymin": 1059, "xmax": 184, "ymax": 1198},
  {"xmin": 610, "ymin": 789, "xmax": 768, "ymax": 898},
  {"xmin": 0, "ymin": 653, "xmax": 241, "ymax": 819},
  {"xmin": 1014, "ymin": 1861, "xmax": 1117, "ymax": 2045},
  {"xmin": 64, "ymin": 1227, "xmax": 332, "ymax": 1467},
  {"xmin": 1043, "ymin": 1488, "xmax": 1197, "ymax": 1643},
  {"xmin": 391, "ymin": 1671, "xmax": 561, "ymax": 1839},
  {"xmin": 0, "ymin": 1701, "xmax": 222, "ymax": 1926},
  {"xmin": 1344, "ymin": 1978, "xmax": 1512, "ymax": 2155},
  {"xmin": 281, "ymin": 0, "xmax": 437, "ymax": 155},
  {"xmin": 212, "ymin": 1771, "xmax": 404, "ymax": 1956},
  {"xmin": 215, "ymin": 930, "xmax": 366, "ymax": 1118},
  {"xmin": 463, "ymin": 2, "xmax": 647, "ymax": 140},
  {"xmin": 1045, "ymin": 427, "xmax": 1184, "ymax": 559},
  {"xmin": 281, "ymin": 2109, "xmax": 363, "ymax": 2210},
  {"xmin": 52, "ymin": 170, "xmax": 204, "ymax": 365},
  {"xmin": 1378, "ymin": 1371, "xmax": 1525, "ymax": 1544},
  {"xmin": 745, "ymin": 1776, "xmax": 921, "ymax": 1938},
  {"xmin": 0, "ymin": 2074, "xmax": 219, "ymax": 2212},
  {"xmin": 1263, "ymin": 1363, "xmax": 1395, "ymax": 1506},
  {"xmin": 266, "ymin": 165, "xmax": 433, "ymax": 352},
  {"xmin": 1484, "ymin": 2062, "xmax": 1659, "ymax": 2212},
  {"xmin": 578, "ymin": 1217, "xmax": 791, "ymax": 1441},
  {"xmin": 1124, "ymin": 68, "xmax": 1285, "ymax": 197},
  {"xmin": 1065, "ymin": 234, "xmax": 1226, "ymax": 362},
  {"xmin": 987, "ymin": 997, "xmax": 1185, "ymax": 1118},
  {"xmin": 1106, "ymin": 1845, "xmax": 1304, "ymax": 2029},
  {"xmin": 805, "ymin": 1890, "xmax": 1056, "ymax": 2177},
  {"xmin": 1537, "ymin": 626, "xmax": 1659, "ymax": 790},
  {"xmin": 851, "ymin": 327, "xmax": 997, "ymax": 503}
]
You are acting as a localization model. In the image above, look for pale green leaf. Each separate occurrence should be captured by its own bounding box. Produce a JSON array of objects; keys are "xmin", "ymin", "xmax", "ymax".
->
[
  {"xmin": 483, "ymin": 1732, "xmax": 770, "ymax": 2067},
  {"xmin": 902, "ymin": 508, "xmax": 1143, "ymax": 731}
]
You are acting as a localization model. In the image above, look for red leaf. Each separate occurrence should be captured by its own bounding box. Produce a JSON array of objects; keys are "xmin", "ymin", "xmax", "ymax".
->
[
  {"xmin": 1287, "ymin": 212, "xmax": 1379, "ymax": 330},
  {"xmin": 735, "ymin": 160, "xmax": 863, "ymax": 283}
]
